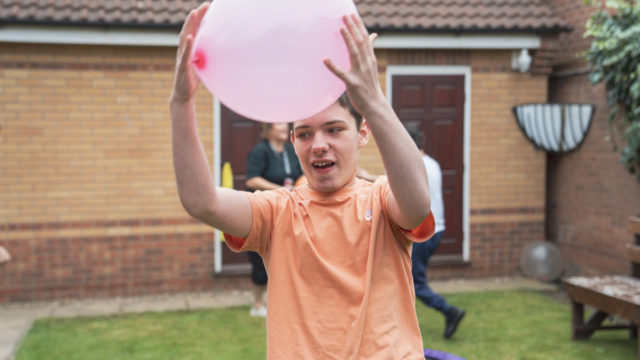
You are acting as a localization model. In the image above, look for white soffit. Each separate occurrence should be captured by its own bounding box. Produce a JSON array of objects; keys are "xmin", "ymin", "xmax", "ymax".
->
[
  {"xmin": 374, "ymin": 33, "xmax": 541, "ymax": 49},
  {"xmin": 0, "ymin": 25, "xmax": 541, "ymax": 50},
  {"xmin": 0, "ymin": 25, "xmax": 179, "ymax": 46}
]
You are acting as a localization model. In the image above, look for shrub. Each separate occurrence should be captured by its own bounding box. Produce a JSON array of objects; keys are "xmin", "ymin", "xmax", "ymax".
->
[{"xmin": 584, "ymin": 0, "xmax": 640, "ymax": 180}]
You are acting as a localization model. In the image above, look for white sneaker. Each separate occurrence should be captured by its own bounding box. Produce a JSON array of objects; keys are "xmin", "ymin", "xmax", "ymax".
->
[{"xmin": 250, "ymin": 306, "xmax": 267, "ymax": 317}]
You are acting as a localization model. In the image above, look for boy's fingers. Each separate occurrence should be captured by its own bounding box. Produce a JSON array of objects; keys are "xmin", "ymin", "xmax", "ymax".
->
[
  {"xmin": 190, "ymin": 3, "xmax": 210, "ymax": 32},
  {"xmin": 352, "ymin": 14, "xmax": 369, "ymax": 40},
  {"xmin": 179, "ymin": 12, "xmax": 193, "ymax": 41},
  {"xmin": 181, "ymin": 35, "xmax": 194, "ymax": 66},
  {"xmin": 324, "ymin": 59, "xmax": 348, "ymax": 82},
  {"xmin": 177, "ymin": 3, "xmax": 209, "ymax": 64},
  {"xmin": 343, "ymin": 14, "xmax": 365, "ymax": 46},
  {"xmin": 197, "ymin": 2, "xmax": 209, "ymax": 12},
  {"xmin": 180, "ymin": 3, "xmax": 209, "ymax": 41},
  {"xmin": 340, "ymin": 26, "xmax": 361, "ymax": 67},
  {"xmin": 369, "ymin": 33, "xmax": 378, "ymax": 45},
  {"xmin": 345, "ymin": 14, "xmax": 372, "ymax": 60},
  {"xmin": 183, "ymin": 7, "xmax": 199, "ymax": 32}
]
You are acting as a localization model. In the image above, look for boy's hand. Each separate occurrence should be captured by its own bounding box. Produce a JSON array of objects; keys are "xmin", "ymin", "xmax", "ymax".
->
[
  {"xmin": 170, "ymin": 3, "xmax": 209, "ymax": 104},
  {"xmin": 324, "ymin": 14, "xmax": 385, "ymax": 117}
]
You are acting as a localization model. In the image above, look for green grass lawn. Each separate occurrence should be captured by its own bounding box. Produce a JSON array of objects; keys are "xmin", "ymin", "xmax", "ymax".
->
[{"xmin": 15, "ymin": 290, "xmax": 637, "ymax": 360}]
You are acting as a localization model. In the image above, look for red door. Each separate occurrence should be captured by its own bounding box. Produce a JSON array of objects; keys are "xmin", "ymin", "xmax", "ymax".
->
[
  {"xmin": 392, "ymin": 75, "xmax": 464, "ymax": 259},
  {"xmin": 219, "ymin": 105, "xmax": 262, "ymax": 267}
]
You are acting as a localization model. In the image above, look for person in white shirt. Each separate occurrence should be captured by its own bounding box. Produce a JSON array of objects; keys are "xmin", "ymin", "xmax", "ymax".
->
[{"xmin": 406, "ymin": 125, "xmax": 465, "ymax": 339}]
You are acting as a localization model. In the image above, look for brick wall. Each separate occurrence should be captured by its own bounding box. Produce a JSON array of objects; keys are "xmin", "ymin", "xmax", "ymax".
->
[
  {"xmin": 0, "ymin": 43, "xmax": 252, "ymax": 302},
  {"xmin": 0, "ymin": 223, "xmax": 249, "ymax": 303},
  {"xmin": 465, "ymin": 50, "xmax": 547, "ymax": 278},
  {"xmin": 0, "ymin": 44, "xmax": 209, "ymax": 223},
  {"xmin": 548, "ymin": 76, "xmax": 640, "ymax": 276},
  {"xmin": 1, "ymin": 42, "xmax": 550, "ymax": 303},
  {"xmin": 547, "ymin": 0, "xmax": 595, "ymax": 72},
  {"xmin": 546, "ymin": 0, "xmax": 640, "ymax": 276}
]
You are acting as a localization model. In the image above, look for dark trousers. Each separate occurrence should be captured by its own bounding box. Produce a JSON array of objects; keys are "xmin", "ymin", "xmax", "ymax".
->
[
  {"xmin": 411, "ymin": 231, "xmax": 451, "ymax": 314},
  {"xmin": 248, "ymin": 251, "xmax": 268, "ymax": 285}
]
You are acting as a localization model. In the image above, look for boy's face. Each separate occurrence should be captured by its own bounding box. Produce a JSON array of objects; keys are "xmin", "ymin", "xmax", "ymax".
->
[{"xmin": 291, "ymin": 102, "xmax": 369, "ymax": 193}]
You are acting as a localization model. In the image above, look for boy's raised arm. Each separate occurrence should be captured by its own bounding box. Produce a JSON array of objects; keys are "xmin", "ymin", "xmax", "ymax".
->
[
  {"xmin": 324, "ymin": 14, "xmax": 431, "ymax": 230},
  {"xmin": 170, "ymin": 3, "xmax": 252, "ymax": 238}
]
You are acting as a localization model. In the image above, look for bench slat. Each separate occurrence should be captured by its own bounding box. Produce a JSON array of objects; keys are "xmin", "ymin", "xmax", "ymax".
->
[
  {"xmin": 628, "ymin": 245, "xmax": 640, "ymax": 264},
  {"xmin": 564, "ymin": 217, "xmax": 640, "ymax": 349},
  {"xmin": 564, "ymin": 275, "xmax": 640, "ymax": 299},
  {"xmin": 564, "ymin": 280, "xmax": 640, "ymax": 323},
  {"xmin": 629, "ymin": 216, "xmax": 640, "ymax": 236}
]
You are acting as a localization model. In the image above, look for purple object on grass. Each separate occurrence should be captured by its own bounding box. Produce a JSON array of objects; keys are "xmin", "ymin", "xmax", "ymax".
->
[{"xmin": 424, "ymin": 348, "xmax": 466, "ymax": 360}]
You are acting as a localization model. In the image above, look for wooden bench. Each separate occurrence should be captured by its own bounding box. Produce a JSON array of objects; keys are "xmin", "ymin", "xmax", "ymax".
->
[{"xmin": 563, "ymin": 216, "xmax": 640, "ymax": 355}]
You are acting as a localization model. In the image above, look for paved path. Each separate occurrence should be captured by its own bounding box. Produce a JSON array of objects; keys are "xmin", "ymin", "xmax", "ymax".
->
[{"xmin": 0, "ymin": 277, "xmax": 560, "ymax": 360}]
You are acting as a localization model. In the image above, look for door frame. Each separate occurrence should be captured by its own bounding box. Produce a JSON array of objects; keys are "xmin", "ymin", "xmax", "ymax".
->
[
  {"xmin": 386, "ymin": 65, "xmax": 471, "ymax": 262},
  {"xmin": 213, "ymin": 99, "xmax": 223, "ymax": 273}
]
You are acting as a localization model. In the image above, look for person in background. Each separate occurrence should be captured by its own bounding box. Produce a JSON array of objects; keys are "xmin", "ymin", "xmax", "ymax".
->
[
  {"xmin": 245, "ymin": 122, "xmax": 303, "ymax": 317},
  {"xmin": 406, "ymin": 125, "xmax": 466, "ymax": 339}
]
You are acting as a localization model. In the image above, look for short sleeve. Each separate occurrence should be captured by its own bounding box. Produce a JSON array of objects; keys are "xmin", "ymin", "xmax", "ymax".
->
[
  {"xmin": 223, "ymin": 189, "xmax": 289, "ymax": 256},
  {"xmin": 376, "ymin": 176, "xmax": 436, "ymax": 244},
  {"xmin": 403, "ymin": 211, "xmax": 436, "ymax": 243}
]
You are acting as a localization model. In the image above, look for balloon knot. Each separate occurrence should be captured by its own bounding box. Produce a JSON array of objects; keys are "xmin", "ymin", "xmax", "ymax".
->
[{"xmin": 193, "ymin": 49, "xmax": 206, "ymax": 70}]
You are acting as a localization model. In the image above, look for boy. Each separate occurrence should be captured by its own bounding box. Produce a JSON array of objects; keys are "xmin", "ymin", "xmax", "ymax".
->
[{"xmin": 170, "ymin": 3, "xmax": 435, "ymax": 358}]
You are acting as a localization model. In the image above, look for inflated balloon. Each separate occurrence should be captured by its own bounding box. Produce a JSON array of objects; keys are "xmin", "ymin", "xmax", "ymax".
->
[
  {"xmin": 192, "ymin": 0, "xmax": 357, "ymax": 123},
  {"xmin": 519, "ymin": 241, "xmax": 565, "ymax": 282}
]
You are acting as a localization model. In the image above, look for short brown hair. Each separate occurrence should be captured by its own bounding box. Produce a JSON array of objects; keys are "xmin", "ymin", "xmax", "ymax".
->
[
  {"xmin": 259, "ymin": 123, "xmax": 273, "ymax": 140},
  {"xmin": 336, "ymin": 92, "xmax": 363, "ymax": 129},
  {"xmin": 288, "ymin": 92, "xmax": 363, "ymax": 132}
]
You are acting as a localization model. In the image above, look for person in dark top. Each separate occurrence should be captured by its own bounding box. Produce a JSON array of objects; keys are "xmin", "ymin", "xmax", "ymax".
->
[{"xmin": 245, "ymin": 122, "xmax": 303, "ymax": 317}]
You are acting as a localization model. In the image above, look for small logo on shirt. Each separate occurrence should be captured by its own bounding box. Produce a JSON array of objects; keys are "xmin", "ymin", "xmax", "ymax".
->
[{"xmin": 365, "ymin": 209, "xmax": 372, "ymax": 221}]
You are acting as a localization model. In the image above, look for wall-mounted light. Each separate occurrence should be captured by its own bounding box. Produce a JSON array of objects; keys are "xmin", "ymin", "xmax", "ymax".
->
[
  {"xmin": 511, "ymin": 49, "xmax": 532, "ymax": 73},
  {"xmin": 512, "ymin": 103, "xmax": 595, "ymax": 153}
]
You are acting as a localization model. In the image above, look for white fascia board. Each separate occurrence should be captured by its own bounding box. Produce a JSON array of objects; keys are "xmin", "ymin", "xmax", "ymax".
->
[
  {"xmin": 0, "ymin": 25, "xmax": 540, "ymax": 50},
  {"xmin": 0, "ymin": 25, "xmax": 178, "ymax": 46},
  {"xmin": 374, "ymin": 33, "xmax": 541, "ymax": 50},
  {"xmin": 213, "ymin": 100, "xmax": 222, "ymax": 273}
]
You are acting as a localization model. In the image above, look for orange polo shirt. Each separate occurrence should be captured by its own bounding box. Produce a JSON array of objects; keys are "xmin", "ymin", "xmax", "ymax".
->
[{"xmin": 225, "ymin": 177, "xmax": 435, "ymax": 359}]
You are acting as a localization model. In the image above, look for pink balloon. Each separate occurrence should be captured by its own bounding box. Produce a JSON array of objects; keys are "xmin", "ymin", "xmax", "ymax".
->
[{"xmin": 192, "ymin": 0, "xmax": 357, "ymax": 123}]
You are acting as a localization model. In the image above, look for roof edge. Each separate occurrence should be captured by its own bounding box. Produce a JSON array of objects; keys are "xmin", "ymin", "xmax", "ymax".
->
[
  {"xmin": 369, "ymin": 25, "xmax": 573, "ymax": 35},
  {"xmin": 0, "ymin": 19, "xmax": 182, "ymax": 30},
  {"xmin": 0, "ymin": 24, "xmax": 179, "ymax": 46},
  {"xmin": 1, "ymin": 19, "xmax": 574, "ymax": 34}
]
